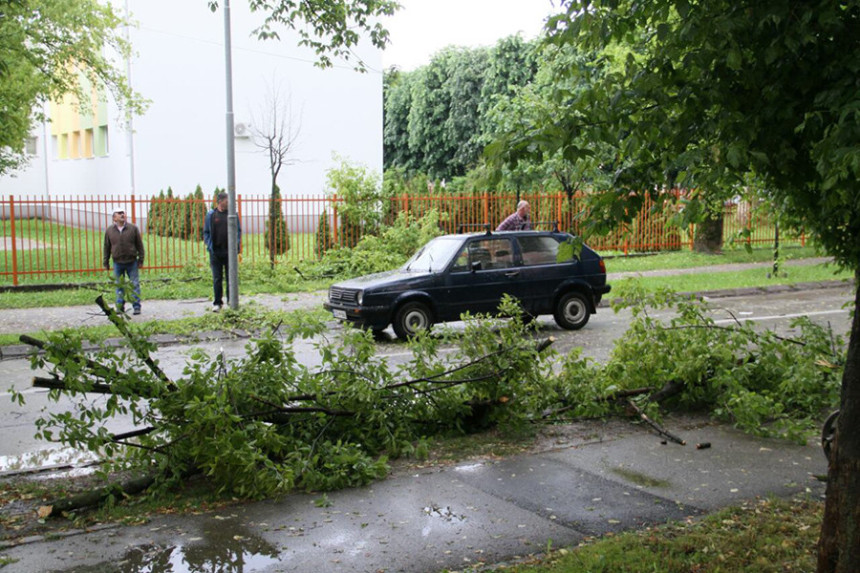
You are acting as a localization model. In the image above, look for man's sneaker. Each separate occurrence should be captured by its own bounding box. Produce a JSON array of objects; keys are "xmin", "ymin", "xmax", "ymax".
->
[
  {"xmin": 212, "ymin": 304, "xmax": 222, "ymax": 313},
  {"xmin": 133, "ymin": 308, "xmax": 141, "ymax": 315}
]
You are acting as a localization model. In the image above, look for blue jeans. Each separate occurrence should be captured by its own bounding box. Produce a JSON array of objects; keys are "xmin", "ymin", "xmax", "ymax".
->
[
  {"xmin": 210, "ymin": 251, "xmax": 230, "ymax": 306},
  {"xmin": 113, "ymin": 261, "xmax": 141, "ymax": 310}
]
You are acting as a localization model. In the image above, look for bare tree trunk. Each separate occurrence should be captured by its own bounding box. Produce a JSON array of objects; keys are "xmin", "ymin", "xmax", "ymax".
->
[
  {"xmin": 817, "ymin": 273, "xmax": 860, "ymax": 572},
  {"xmin": 693, "ymin": 211, "xmax": 724, "ymax": 254}
]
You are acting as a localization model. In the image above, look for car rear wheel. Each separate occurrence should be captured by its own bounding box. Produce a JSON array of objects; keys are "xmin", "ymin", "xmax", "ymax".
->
[
  {"xmin": 393, "ymin": 302, "xmax": 433, "ymax": 340},
  {"xmin": 554, "ymin": 291, "xmax": 590, "ymax": 330}
]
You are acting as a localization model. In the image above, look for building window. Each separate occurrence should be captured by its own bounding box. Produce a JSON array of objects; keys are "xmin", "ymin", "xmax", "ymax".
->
[
  {"xmin": 97, "ymin": 125, "xmax": 109, "ymax": 156},
  {"xmin": 59, "ymin": 134, "xmax": 68, "ymax": 159},
  {"xmin": 25, "ymin": 136, "xmax": 38, "ymax": 156},
  {"xmin": 84, "ymin": 128, "xmax": 94, "ymax": 158},
  {"xmin": 69, "ymin": 131, "xmax": 81, "ymax": 159}
]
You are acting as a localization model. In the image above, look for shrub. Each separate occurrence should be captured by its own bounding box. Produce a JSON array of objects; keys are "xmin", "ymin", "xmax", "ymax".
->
[{"xmin": 264, "ymin": 185, "xmax": 289, "ymax": 263}]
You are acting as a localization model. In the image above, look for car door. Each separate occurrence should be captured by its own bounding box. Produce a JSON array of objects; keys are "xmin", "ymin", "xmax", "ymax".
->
[
  {"xmin": 515, "ymin": 235, "xmax": 576, "ymax": 314},
  {"xmin": 441, "ymin": 237, "xmax": 521, "ymax": 318}
]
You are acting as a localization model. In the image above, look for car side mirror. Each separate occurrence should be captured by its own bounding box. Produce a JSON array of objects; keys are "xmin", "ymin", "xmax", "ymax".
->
[{"xmin": 471, "ymin": 261, "xmax": 482, "ymax": 272}]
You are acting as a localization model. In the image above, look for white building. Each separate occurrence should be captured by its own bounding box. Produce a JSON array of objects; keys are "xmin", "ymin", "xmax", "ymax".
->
[{"xmin": 0, "ymin": 0, "xmax": 383, "ymax": 201}]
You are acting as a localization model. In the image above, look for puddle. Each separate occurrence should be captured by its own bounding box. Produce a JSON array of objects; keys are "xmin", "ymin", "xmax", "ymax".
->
[
  {"xmin": 610, "ymin": 467, "xmax": 671, "ymax": 488},
  {"xmin": 58, "ymin": 528, "xmax": 281, "ymax": 572},
  {"xmin": 0, "ymin": 446, "xmax": 98, "ymax": 474}
]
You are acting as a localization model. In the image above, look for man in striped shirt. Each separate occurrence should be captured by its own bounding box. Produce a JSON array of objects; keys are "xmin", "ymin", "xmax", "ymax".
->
[{"xmin": 496, "ymin": 200, "xmax": 532, "ymax": 231}]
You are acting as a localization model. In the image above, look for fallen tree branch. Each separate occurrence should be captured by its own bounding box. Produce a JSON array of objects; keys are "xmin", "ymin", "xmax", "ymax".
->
[
  {"xmin": 625, "ymin": 398, "xmax": 686, "ymax": 445},
  {"xmin": 540, "ymin": 386, "xmax": 655, "ymax": 419},
  {"xmin": 44, "ymin": 474, "xmax": 156, "ymax": 517},
  {"xmin": 95, "ymin": 295, "xmax": 175, "ymax": 390},
  {"xmin": 647, "ymin": 380, "xmax": 686, "ymax": 404},
  {"xmin": 20, "ymin": 334, "xmax": 114, "ymax": 381}
]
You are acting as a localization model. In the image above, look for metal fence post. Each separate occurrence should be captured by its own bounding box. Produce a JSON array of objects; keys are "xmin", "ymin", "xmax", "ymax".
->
[
  {"xmin": 332, "ymin": 193, "xmax": 339, "ymax": 245},
  {"xmin": 9, "ymin": 195, "xmax": 19, "ymax": 286}
]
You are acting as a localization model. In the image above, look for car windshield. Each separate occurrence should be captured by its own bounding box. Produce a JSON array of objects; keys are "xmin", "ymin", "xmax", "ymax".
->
[{"xmin": 402, "ymin": 237, "xmax": 463, "ymax": 272}]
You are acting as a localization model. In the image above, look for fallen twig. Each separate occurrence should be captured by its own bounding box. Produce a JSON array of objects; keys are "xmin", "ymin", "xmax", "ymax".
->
[{"xmin": 626, "ymin": 398, "xmax": 686, "ymax": 445}]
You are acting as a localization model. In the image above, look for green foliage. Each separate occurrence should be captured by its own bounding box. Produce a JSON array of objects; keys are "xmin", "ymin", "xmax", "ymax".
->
[
  {"xmin": 147, "ymin": 186, "xmax": 208, "ymax": 240},
  {"xmin": 294, "ymin": 209, "xmax": 444, "ymax": 280},
  {"xmin": 325, "ymin": 156, "xmax": 387, "ymax": 248},
  {"xmin": 0, "ymin": 0, "xmax": 145, "ymax": 175},
  {"xmin": 510, "ymin": 497, "xmax": 822, "ymax": 573},
  {"xmin": 383, "ymin": 36, "xmax": 539, "ymax": 180},
  {"xmin": 10, "ymin": 280, "xmax": 846, "ymax": 504},
  {"xmin": 315, "ymin": 209, "xmax": 333, "ymax": 256},
  {"xmin": 208, "ymin": 0, "xmax": 398, "ymax": 71},
  {"xmin": 604, "ymin": 282, "xmax": 842, "ymax": 440},
  {"xmin": 264, "ymin": 185, "xmax": 289, "ymax": 261},
  {"xmin": 544, "ymin": 0, "xmax": 860, "ymax": 271},
  {"xmin": 16, "ymin": 298, "xmax": 550, "ymax": 499}
]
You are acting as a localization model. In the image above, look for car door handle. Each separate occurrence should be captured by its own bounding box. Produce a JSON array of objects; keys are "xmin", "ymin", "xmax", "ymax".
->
[{"xmin": 505, "ymin": 271, "xmax": 520, "ymax": 278}]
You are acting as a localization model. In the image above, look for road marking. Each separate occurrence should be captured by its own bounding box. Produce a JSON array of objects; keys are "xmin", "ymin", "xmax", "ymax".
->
[
  {"xmin": 713, "ymin": 309, "xmax": 848, "ymax": 325},
  {"xmin": 0, "ymin": 388, "xmax": 47, "ymax": 398}
]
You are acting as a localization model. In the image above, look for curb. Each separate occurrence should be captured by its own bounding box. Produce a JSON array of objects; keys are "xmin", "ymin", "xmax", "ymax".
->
[{"xmin": 0, "ymin": 279, "xmax": 853, "ymax": 361}]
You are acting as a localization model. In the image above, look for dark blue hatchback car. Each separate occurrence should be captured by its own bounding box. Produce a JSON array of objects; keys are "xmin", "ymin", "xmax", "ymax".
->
[{"xmin": 324, "ymin": 229, "xmax": 611, "ymax": 340}]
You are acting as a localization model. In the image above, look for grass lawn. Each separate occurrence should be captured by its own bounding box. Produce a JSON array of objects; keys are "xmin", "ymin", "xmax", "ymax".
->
[{"xmin": 490, "ymin": 496, "xmax": 821, "ymax": 573}]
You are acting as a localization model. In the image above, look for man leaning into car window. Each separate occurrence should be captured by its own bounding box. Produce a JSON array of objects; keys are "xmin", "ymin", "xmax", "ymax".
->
[{"xmin": 496, "ymin": 200, "xmax": 532, "ymax": 231}]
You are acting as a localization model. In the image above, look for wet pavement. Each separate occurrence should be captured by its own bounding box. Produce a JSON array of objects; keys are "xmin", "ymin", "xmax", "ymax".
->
[{"xmin": 0, "ymin": 418, "xmax": 826, "ymax": 572}]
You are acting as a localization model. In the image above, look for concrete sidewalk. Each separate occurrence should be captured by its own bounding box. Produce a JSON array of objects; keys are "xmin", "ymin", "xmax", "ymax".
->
[{"xmin": 0, "ymin": 416, "xmax": 827, "ymax": 572}]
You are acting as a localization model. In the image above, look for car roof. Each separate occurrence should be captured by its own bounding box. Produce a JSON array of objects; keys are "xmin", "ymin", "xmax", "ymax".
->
[{"xmin": 436, "ymin": 229, "xmax": 572, "ymax": 241}]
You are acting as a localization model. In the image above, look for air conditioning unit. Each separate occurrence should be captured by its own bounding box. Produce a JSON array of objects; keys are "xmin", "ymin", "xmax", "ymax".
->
[{"xmin": 233, "ymin": 122, "xmax": 251, "ymax": 138}]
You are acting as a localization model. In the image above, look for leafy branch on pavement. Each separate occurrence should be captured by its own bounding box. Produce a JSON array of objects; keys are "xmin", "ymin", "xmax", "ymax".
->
[
  {"xmin": 542, "ymin": 280, "xmax": 845, "ymax": 442},
  {"xmin": 10, "ymin": 287, "xmax": 844, "ymax": 516},
  {"xmin": 13, "ymin": 297, "xmax": 555, "ymax": 513}
]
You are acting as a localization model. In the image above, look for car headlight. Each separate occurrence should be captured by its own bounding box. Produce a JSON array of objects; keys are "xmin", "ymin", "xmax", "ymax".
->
[{"xmin": 356, "ymin": 290, "xmax": 363, "ymax": 305}]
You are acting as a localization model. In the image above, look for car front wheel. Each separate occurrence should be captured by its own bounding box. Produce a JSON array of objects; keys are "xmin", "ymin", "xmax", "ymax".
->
[
  {"xmin": 554, "ymin": 291, "xmax": 590, "ymax": 330},
  {"xmin": 393, "ymin": 301, "xmax": 433, "ymax": 340}
]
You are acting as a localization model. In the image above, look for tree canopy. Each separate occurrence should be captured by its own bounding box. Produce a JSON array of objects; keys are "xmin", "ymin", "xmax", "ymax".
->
[
  {"xmin": 538, "ymin": 0, "xmax": 860, "ymax": 268},
  {"xmin": 540, "ymin": 2, "xmax": 860, "ymax": 570},
  {"xmin": 383, "ymin": 36, "xmax": 538, "ymax": 181},
  {"xmin": 208, "ymin": 0, "xmax": 398, "ymax": 70},
  {"xmin": 0, "ymin": 0, "xmax": 141, "ymax": 174}
]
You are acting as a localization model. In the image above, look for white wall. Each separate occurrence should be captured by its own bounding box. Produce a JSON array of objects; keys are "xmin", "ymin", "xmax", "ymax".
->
[{"xmin": 0, "ymin": 0, "xmax": 383, "ymax": 200}]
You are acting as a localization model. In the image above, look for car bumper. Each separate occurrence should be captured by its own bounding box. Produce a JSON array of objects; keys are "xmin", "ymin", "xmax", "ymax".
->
[
  {"xmin": 323, "ymin": 302, "xmax": 391, "ymax": 330},
  {"xmin": 593, "ymin": 283, "xmax": 611, "ymax": 307}
]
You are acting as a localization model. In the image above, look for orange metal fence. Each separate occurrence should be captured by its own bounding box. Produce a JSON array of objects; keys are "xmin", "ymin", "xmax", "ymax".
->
[{"xmin": 1, "ymin": 192, "xmax": 801, "ymax": 285}]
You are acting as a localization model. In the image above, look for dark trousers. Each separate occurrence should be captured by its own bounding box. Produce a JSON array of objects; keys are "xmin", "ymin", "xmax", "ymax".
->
[{"xmin": 210, "ymin": 250, "xmax": 230, "ymax": 306}]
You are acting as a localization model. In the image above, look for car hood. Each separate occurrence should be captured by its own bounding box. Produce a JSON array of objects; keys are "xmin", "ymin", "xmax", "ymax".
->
[{"xmin": 333, "ymin": 269, "xmax": 434, "ymax": 292}]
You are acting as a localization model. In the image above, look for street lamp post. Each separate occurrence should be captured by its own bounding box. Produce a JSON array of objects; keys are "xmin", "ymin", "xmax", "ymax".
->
[{"xmin": 223, "ymin": 0, "xmax": 239, "ymax": 310}]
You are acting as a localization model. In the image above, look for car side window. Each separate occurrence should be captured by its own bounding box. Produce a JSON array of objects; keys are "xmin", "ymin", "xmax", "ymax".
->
[
  {"xmin": 451, "ymin": 247, "xmax": 470, "ymax": 272},
  {"xmin": 517, "ymin": 236, "xmax": 566, "ymax": 266},
  {"xmin": 454, "ymin": 238, "xmax": 514, "ymax": 271}
]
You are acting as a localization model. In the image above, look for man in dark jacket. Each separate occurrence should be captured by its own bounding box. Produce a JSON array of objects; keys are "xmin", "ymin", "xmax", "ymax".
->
[
  {"xmin": 103, "ymin": 206, "xmax": 145, "ymax": 315},
  {"xmin": 203, "ymin": 192, "xmax": 242, "ymax": 312}
]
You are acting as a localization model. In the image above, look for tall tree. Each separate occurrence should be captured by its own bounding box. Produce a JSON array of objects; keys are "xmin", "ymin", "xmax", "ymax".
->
[
  {"xmin": 383, "ymin": 36, "xmax": 539, "ymax": 181},
  {"xmin": 543, "ymin": 1, "xmax": 860, "ymax": 570},
  {"xmin": 250, "ymin": 82, "xmax": 301, "ymax": 265},
  {"xmin": 0, "ymin": 0, "xmax": 143, "ymax": 174}
]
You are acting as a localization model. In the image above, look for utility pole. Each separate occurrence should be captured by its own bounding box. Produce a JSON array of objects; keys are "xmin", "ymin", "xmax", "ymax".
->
[{"xmin": 223, "ymin": 0, "xmax": 239, "ymax": 309}]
